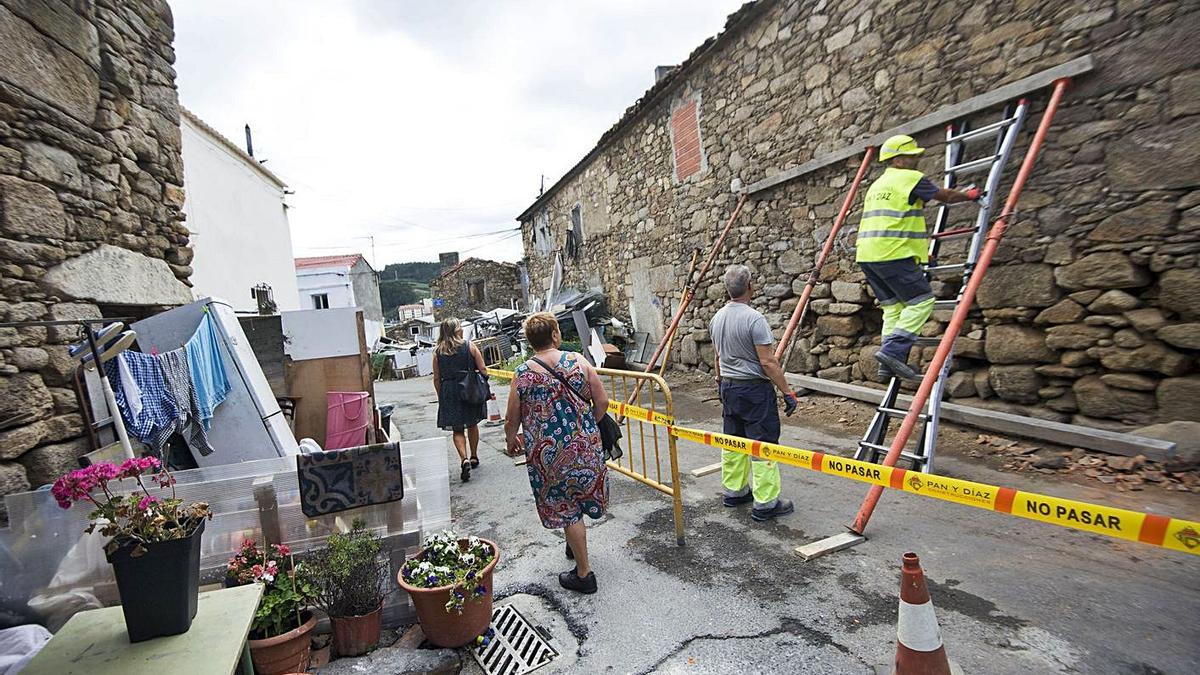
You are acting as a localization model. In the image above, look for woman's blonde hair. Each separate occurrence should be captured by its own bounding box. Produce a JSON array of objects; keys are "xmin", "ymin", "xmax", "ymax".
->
[
  {"xmin": 436, "ymin": 317, "xmax": 465, "ymax": 355},
  {"xmin": 523, "ymin": 312, "xmax": 560, "ymax": 350}
]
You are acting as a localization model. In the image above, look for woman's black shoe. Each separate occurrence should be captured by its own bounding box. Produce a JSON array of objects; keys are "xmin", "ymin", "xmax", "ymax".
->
[
  {"xmin": 470, "ymin": 457, "xmax": 480, "ymax": 468},
  {"xmin": 460, "ymin": 460, "xmax": 471, "ymax": 482},
  {"xmin": 558, "ymin": 568, "xmax": 597, "ymax": 594},
  {"xmin": 565, "ymin": 543, "xmax": 574, "ymax": 560}
]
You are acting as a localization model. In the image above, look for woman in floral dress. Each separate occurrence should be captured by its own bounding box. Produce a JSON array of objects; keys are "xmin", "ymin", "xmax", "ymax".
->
[{"xmin": 504, "ymin": 312, "xmax": 609, "ymax": 594}]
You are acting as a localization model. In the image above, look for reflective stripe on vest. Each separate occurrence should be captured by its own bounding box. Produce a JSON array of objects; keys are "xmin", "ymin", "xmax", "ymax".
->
[{"xmin": 856, "ymin": 168, "xmax": 929, "ymax": 263}]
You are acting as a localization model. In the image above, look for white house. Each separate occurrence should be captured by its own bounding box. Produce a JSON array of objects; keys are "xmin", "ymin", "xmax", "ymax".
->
[
  {"xmin": 181, "ymin": 108, "xmax": 301, "ymax": 312},
  {"xmin": 294, "ymin": 254, "xmax": 385, "ymax": 341}
]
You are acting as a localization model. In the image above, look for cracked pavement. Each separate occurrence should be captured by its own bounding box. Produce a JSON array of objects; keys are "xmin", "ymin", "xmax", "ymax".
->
[{"xmin": 378, "ymin": 376, "xmax": 1199, "ymax": 674}]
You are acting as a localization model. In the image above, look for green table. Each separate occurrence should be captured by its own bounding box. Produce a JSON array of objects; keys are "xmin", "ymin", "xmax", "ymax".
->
[{"xmin": 21, "ymin": 583, "xmax": 264, "ymax": 675}]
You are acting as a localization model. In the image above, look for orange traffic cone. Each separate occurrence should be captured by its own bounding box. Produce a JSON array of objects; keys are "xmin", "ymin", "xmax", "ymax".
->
[{"xmin": 893, "ymin": 552, "xmax": 961, "ymax": 675}]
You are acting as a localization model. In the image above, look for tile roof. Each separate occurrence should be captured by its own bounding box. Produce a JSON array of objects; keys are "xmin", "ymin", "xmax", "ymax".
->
[{"xmin": 294, "ymin": 254, "xmax": 364, "ymax": 269}]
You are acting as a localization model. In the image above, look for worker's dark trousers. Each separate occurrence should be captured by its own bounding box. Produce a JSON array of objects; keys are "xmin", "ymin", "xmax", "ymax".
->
[{"xmin": 860, "ymin": 258, "xmax": 935, "ymax": 362}]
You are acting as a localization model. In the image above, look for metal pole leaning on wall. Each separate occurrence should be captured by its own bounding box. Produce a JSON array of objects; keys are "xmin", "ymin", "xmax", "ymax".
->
[
  {"xmin": 775, "ymin": 148, "xmax": 876, "ymax": 365},
  {"xmin": 849, "ymin": 77, "xmax": 1072, "ymax": 536},
  {"xmin": 621, "ymin": 194, "xmax": 748, "ymax": 415}
]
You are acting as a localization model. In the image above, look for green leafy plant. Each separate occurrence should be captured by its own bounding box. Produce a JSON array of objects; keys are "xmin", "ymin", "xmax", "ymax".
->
[
  {"xmin": 399, "ymin": 531, "xmax": 495, "ymax": 613},
  {"xmin": 226, "ymin": 540, "xmax": 316, "ymax": 639},
  {"xmin": 52, "ymin": 457, "xmax": 212, "ymax": 557},
  {"xmin": 310, "ymin": 519, "xmax": 388, "ymax": 618}
]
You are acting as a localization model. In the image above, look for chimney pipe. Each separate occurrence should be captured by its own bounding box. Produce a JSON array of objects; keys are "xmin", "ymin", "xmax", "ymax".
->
[{"xmin": 244, "ymin": 124, "xmax": 254, "ymax": 157}]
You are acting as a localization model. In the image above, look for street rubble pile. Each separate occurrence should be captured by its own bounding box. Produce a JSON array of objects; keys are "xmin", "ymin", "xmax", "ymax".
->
[{"xmin": 975, "ymin": 434, "xmax": 1200, "ymax": 493}]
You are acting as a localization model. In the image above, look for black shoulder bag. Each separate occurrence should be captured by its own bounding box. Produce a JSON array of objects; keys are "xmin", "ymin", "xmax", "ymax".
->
[
  {"xmin": 459, "ymin": 345, "xmax": 491, "ymax": 405},
  {"xmin": 530, "ymin": 356, "xmax": 623, "ymax": 461}
]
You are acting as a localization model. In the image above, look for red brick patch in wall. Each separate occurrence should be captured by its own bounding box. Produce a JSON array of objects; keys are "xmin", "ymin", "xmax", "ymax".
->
[{"xmin": 671, "ymin": 99, "xmax": 703, "ymax": 182}]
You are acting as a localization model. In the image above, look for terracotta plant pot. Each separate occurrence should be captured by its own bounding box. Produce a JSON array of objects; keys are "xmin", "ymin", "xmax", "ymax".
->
[
  {"xmin": 331, "ymin": 603, "xmax": 383, "ymax": 657},
  {"xmin": 248, "ymin": 611, "xmax": 317, "ymax": 675},
  {"xmin": 396, "ymin": 538, "xmax": 499, "ymax": 648}
]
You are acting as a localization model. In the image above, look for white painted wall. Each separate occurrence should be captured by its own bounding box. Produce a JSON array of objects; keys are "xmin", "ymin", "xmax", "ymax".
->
[
  {"xmin": 281, "ymin": 307, "xmax": 362, "ymax": 361},
  {"xmin": 296, "ymin": 267, "xmax": 356, "ymax": 310},
  {"xmin": 181, "ymin": 112, "xmax": 301, "ymax": 312}
]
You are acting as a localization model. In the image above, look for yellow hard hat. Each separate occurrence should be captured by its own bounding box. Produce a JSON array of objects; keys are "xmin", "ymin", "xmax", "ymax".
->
[{"xmin": 879, "ymin": 134, "xmax": 925, "ymax": 161}]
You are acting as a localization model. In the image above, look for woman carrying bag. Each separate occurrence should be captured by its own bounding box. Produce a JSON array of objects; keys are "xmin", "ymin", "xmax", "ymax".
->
[
  {"xmin": 432, "ymin": 317, "xmax": 489, "ymax": 482},
  {"xmin": 504, "ymin": 312, "xmax": 610, "ymax": 594}
]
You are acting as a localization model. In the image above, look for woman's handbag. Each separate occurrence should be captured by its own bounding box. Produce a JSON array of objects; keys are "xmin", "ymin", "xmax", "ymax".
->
[
  {"xmin": 530, "ymin": 357, "xmax": 623, "ymax": 461},
  {"xmin": 460, "ymin": 347, "xmax": 491, "ymax": 405}
]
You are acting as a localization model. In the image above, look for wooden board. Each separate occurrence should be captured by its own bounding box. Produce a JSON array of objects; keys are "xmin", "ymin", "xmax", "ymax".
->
[{"xmin": 286, "ymin": 354, "xmax": 373, "ymax": 447}]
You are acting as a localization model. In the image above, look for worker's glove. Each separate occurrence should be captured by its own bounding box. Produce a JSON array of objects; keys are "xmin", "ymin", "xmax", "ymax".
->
[
  {"xmin": 963, "ymin": 185, "xmax": 983, "ymax": 201},
  {"xmin": 783, "ymin": 393, "xmax": 798, "ymax": 417}
]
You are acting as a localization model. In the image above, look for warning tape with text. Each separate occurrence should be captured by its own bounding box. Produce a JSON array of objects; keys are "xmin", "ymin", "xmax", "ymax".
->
[{"xmin": 673, "ymin": 425, "xmax": 1200, "ymax": 556}]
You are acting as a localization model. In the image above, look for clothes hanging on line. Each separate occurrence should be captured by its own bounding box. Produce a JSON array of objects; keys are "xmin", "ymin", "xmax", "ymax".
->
[
  {"xmin": 105, "ymin": 352, "xmax": 177, "ymax": 452},
  {"xmin": 115, "ymin": 354, "xmax": 143, "ymax": 420},
  {"xmin": 185, "ymin": 313, "xmax": 230, "ymax": 430},
  {"xmin": 150, "ymin": 348, "xmax": 213, "ymax": 456}
]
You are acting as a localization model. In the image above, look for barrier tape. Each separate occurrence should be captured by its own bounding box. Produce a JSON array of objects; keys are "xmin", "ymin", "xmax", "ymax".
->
[
  {"xmin": 488, "ymin": 367, "xmax": 1199, "ymax": 555},
  {"xmin": 486, "ymin": 368, "xmax": 675, "ymax": 426},
  {"xmin": 674, "ymin": 425, "xmax": 1200, "ymax": 557}
]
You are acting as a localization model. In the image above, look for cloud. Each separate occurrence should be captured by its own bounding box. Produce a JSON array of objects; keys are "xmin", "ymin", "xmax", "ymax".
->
[{"xmin": 171, "ymin": 0, "xmax": 745, "ymax": 265}]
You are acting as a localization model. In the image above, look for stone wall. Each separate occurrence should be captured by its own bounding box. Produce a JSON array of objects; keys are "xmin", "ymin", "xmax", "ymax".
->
[
  {"xmin": 0, "ymin": 0, "xmax": 189, "ymax": 522},
  {"xmin": 430, "ymin": 259, "xmax": 522, "ymax": 321},
  {"xmin": 518, "ymin": 0, "xmax": 1200, "ymax": 429}
]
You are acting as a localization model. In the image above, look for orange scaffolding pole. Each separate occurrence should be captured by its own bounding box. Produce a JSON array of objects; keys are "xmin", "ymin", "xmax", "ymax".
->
[
  {"xmin": 850, "ymin": 77, "xmax": 1071, "ymax": 535},
  {"xmin": 775, "ymin": 148, "xmax": 876, "ymax": 363}
]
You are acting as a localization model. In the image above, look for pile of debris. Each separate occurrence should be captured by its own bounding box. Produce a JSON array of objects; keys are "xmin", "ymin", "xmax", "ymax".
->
[{"xmin": 979, "ymin": 435, "xmax": 1200, "ymax": 493}]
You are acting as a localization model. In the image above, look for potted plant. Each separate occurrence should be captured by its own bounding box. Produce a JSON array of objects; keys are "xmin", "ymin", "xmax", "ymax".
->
[
  {"xmin": 396, "ymin": 530, "xmax": 498, "ymax": 648},
  {"xmin": 310, "ymin": 518, "xmax": 388, "ymax": 657},
  {"xmin": 226, "ymin": 540, "xmax": 317, "ymax": 675},
  {"xmin": 51, "ymin": 457, "xmax": 212, "ymax": 642}
]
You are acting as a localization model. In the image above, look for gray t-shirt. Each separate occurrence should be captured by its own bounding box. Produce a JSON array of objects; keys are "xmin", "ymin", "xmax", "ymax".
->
[{"xmin": 710, "ymin": 301, "xmax": 773, "ymax": 380}]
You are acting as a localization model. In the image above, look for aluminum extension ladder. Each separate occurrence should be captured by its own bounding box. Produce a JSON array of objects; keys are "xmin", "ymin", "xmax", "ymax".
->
[{"xmin": 855, "ymin": 100, "xmax": 1029, "ymax": 473}]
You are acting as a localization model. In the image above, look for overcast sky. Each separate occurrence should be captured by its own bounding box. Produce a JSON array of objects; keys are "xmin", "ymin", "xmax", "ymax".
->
[{"xmin": 171, "ymin": 0, "xmax": 745, "ymax": 268}]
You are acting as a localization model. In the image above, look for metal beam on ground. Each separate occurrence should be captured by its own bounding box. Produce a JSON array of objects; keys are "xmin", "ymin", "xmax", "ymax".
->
[{"xmin": 785, "ymin": 374, "xmax": 1177, "ymax": 462}]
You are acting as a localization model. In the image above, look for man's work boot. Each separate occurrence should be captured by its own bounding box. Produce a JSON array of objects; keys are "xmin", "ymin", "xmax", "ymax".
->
[
  {"xmin": 875, "ymin": 352, "xmax": 921, "ymax": 381},
  {"xmin": 877, "ymin": 364, "xmax": 894, "ymax": 380},
  {"xmin": 751, "ymin": 498, "xmax": 795, "ymax": 522},
  {"xmin": 723, "ymin": 493, "xmax": 753, "ymax": 507}
]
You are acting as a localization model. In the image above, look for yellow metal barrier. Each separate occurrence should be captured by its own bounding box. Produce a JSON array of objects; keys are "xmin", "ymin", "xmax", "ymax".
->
[{"xmin": 487, "ymin": 366, "xmax": 685, "ymax": 546}]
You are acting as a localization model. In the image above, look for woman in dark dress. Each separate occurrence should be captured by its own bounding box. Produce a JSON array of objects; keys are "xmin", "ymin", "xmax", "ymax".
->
[{"xmin": 432, "ymin": 318, "xmax": 488, "ymax": 482}]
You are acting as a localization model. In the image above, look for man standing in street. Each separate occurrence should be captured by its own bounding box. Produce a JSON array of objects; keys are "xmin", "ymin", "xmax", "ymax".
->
[
  {"xmin": 856, "ymin": 134, "xmax": 981, "ymax": 381},
  {"xmin": 710, "ymin": 264, "xmax": 798, "ymax": 522}
]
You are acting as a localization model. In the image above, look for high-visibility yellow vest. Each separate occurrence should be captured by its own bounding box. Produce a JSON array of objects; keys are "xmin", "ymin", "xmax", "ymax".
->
[{"xmin": 855, "ymin": 167, "xmax": 929, "ymax": 263}]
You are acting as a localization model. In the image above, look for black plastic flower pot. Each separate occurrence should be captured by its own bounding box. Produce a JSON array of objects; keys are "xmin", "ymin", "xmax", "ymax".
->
[{"xmin": 105, "ymin": 519, "xmax": 206, "ymax": 642}]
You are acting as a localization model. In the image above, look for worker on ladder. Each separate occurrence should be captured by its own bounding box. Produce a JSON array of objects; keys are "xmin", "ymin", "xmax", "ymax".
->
[{"xmin": 856, "ymin": 135, "xmax": 981, "ymax": 381}]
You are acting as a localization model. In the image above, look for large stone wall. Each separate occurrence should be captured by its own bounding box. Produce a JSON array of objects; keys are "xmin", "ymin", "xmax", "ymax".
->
[
  {"xmin": 430, "ymin": 258, "xmax": 522, "ymax": 321},
  {"xmin": 519, "ymin": 0, "xmax": 1200, "ymax": 429},
  {"xmin": 0, "ymin": 0, "xmax": 189, "ymax": 522}
]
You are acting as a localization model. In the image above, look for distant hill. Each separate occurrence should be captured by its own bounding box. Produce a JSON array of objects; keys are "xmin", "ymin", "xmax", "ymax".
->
[{"xmin": 379, "ymin": 261, "xmax": 441, "ymax": 319}]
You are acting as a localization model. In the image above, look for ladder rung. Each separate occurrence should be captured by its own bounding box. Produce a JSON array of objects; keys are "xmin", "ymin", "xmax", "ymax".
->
[
  {"xmin": 856, "ymin": 442, "xmax": 928, "ymax": 465},
  {"xmin": 858, "ymin": 441, "xmax": 890, "ymax": 452},
  {"xmin": 925, "ymin": 263, "xmax": 965, "ymax": 274},
  {"xmin": 900, "ymin": 451, "xmax": 928, "ymax": 464},
  {"xmin": 878, "ymin": 406, "xmax": 929, "ymax": 421},
  {"xmin": 947, "ymin": 119, "xmax": 1014, "ymax": 144},
  {"xmin": 933, "ymin": 299, "xmax": 959, "ymax": 310},
  {"xmin": 929, "ymin": 227, "xmax": 977, "ymax": 240},
  {"xmin": 92, "ymin": 416, "xmax": 113, "ymax": 429},
  {"xmin": 947, "ymin": 155, "xmax": 1000, "ymax": 176}
]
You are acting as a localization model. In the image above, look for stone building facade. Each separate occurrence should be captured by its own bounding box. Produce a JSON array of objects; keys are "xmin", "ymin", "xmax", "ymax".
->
[
  {"xmin": 0, "ymin": 0, "xmax": 190, "ymax": 521},
  {"xmin": 518, "ymin": 0, "xmax": 1200, "ymax": 429},
  {"xmin": 430, "ymin": 258, "xmax": 522, "ymax": 321}
]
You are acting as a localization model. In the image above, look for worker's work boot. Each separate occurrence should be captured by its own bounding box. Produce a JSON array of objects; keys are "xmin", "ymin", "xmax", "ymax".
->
[
  {"xmin": 875, "ymin": 352, "xmax": 921, "ymax": 381},
  {"xmin": 751, "ymin": 498, "xmax": 795, "ymax": 522},
  {"xmin": 723, "ymin": 492, "xmax": 753, "ymax": 507}
]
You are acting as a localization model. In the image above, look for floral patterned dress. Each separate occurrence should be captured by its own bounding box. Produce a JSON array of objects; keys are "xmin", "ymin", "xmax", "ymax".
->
[{"xmin": 515, "ymin": 352, "xmax": 608, "ymax": 529}]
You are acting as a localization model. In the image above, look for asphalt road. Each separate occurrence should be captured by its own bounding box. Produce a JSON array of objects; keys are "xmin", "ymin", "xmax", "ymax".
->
[{"xmin": 378, "ymin": 376, "xmax": 1199, "ymax": 674}]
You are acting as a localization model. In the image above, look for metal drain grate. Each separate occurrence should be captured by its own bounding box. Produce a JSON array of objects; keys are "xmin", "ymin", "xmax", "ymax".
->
[{"xmin": 473, "ymin": 603, "xmax": 559, "ymax": 675}]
